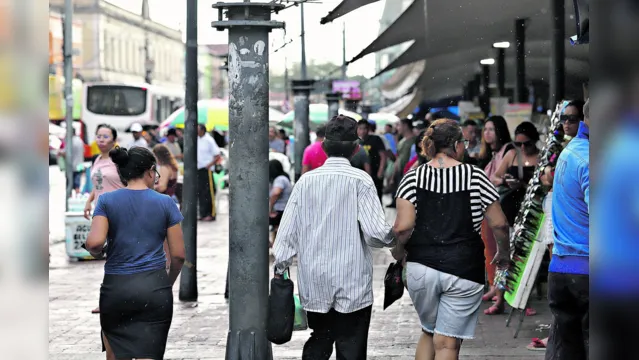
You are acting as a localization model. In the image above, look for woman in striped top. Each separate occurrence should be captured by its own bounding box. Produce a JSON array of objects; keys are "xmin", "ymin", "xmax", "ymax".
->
[{"xmin": 391, "ymin": 119, "xmax": 511, "ymax": 360}]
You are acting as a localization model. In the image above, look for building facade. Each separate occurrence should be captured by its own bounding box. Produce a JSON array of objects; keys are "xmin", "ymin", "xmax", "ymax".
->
[{"xmin": 49, "ymin": 0, "xmax": 184, "ymax": 91}]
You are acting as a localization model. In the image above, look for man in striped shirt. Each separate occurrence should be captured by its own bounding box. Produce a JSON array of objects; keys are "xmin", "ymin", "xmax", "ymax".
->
[{"xmin": 273, "ymin": 115, "xmax": 397, "ymax": 359}]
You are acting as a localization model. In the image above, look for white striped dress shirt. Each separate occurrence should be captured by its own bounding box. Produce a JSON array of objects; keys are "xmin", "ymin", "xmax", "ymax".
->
[{"xmin": 273, "ymin": 157, "xmax": 395, "ymax": 314}]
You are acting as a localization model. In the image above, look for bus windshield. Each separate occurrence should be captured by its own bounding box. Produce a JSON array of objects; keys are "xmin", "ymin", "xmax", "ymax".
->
[{"xmin": 86, "ymin": 85, "xmax": 147, "ymax": 116}]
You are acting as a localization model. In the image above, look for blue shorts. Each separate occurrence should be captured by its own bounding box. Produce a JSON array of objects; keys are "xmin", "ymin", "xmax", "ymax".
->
[
  {"xmin": 405, "ymin": 262, "xmax": 484, "ymax": 339},
  {"xmin": 72, "ymin": 171, "xmax": 83, "ymax": 189}
]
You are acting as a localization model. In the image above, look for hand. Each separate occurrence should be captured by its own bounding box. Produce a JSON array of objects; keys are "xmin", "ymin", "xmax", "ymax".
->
[
  {"xmin": 506, "ymin": 178, "xmax": 523, "ymax": 189},
  {"xmin": 269, "ymin": 211, "xmax": 278, "ymax": 218},
  {"xmin": 377, "ymin": 171, "xmax": 384, "ymax": 180},
  {"xmin": 390, "ymin": 245, "xmax": 405, "ymax": 261},
  {"xmin": 83, "ymin": 200, "xmax": 92, "ymax": 220},
  {"xmin": 273, "ymin": 273, "xmax": 282, "ymax": 279},
  {"xmin": 491, "ymin": 251, "xmax": 510, "ymax": 269}
]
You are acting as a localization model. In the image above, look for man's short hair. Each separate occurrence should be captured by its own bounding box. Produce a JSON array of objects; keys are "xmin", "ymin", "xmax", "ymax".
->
[
  {"xmin": 400, "ymin": 118, "xmax": 414, "ymax": 130},
  {"xmin": 198, "ymin": 124, "xmax": 207, "ymax": 132},
  {"xmin": 462, "ymin": 120, "xmax": 477, "ymax": 127},
  {"xmin": 357, "ymin": 119, "xmax": 370, "ymax": 129},
  {"xmin": 315, "ymin": 124, "xmax": 327, "ymax": 138},
  {"xmin": 323, "ymin": 115, "xmax": 359, "ymax": 157},
  {"xmin": 167, "ymin": 128, "xmax": 177, "ymax": 137}
]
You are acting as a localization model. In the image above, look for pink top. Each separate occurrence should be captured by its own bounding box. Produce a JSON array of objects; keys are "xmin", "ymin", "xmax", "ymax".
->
[
  {"xmin": 302, "ymin": 141, "xmax": 327, "ymax": 171},
  {"xmin": 484, "ymin": 144, "xmax": 509, "ymax": 179},
  {"xmin": 91, "ymin": 156, "xmax": 124, "ymax": 202}
]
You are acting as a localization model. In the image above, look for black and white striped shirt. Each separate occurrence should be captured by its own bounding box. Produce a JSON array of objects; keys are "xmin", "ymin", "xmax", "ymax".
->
[
  {"xmin": 397, "ymin": 164, "xmax": 499, "ymax": 233},
  {"xmin": 273, "ymin": 157, "xmax": 395, "ymax": 314}
]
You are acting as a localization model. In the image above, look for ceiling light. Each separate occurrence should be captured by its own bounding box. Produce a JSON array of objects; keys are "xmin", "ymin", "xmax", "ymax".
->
[
  {"xmin": 493, "ymin": 41, "xmax": 510, "ymax": 48},
  {"xmin": 480, "ymin": 58, "xmax": 495, "ymax": 65}
]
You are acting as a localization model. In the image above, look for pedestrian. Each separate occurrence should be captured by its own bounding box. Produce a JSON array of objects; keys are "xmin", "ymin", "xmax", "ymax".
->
[
  {"xmin": 163, "ymin": 128, "xmax": 183, "ymax": 160},
  {"xmin": 153, "ymin": 143, "xmax": 180, "ymax": 270},
  {"xmin": 268, "ymin": 159, "xmax": 292, "ymax": 247},
  {"xmin": 85, "ymin": 146, "xmax": 185, "ymax": 360},
  {"xmin": 350, "ymin": 142, "xmax": 372, "ymax": 175},
  {"xmin": 197, "ymin": 124, "xmax": 221, "ymax": 222},
  {"xmin": 83, "ymin": 124, "xmax": 125, "ymax": 314},
  {"xmin": 403, "ymin": 130, "xmax": 427, "ymax": 174},
  {"xmin": 357, "ymin": 120, "xmax": 387, "ymax": 200},
  {"xmin": 545, "ymin": 99, "xmax": 590, "ymax": 360},
  {"xmin": 388, "ymin": 118, "xmax": 415, "ymax": 208},
  {"xmin": 273, "ymin": 115, "xmax": 396, "ymax": 359},
  {"xmin": 462, "ymin": 120, "xmax": 482, "ymax": 158},
  {"xmin": 560, "ymin": 100, "xmax": 585, "ymax": 139},
  {"xmin": 269, "ymin": 126, "xmax": 286, "ymax": 153},
  {"xmin": 301, "ymin": 124, "xmax": 328, "ymax": 174},
  {"xmin": 128, "ymin": 123, "xmax": 149, "ymax": 149},
  {"xmin": 59, "ymin": 127, "xmax": 86, "ymax": 194},
  {"xmin": 391, "ymin": 119, "xmax": 511, "ymax": 360},
  {"xmin": 476, "ymin": 116, "xmax": 512, "ymax": 308}
]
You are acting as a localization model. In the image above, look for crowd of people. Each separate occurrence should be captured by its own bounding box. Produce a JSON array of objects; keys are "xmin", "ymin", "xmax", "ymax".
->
[{"xmin": 76, "ymin": 99, "xmax": 589, "ymax": 359}]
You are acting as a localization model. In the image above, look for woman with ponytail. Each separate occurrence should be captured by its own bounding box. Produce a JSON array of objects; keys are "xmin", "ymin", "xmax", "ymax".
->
[{"xmin": 85, "ymin": 146, "xmax": 185, "ymax": 360}]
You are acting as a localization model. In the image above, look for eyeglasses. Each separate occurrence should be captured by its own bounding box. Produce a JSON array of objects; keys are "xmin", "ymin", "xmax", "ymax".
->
[
  {"xmin": 456, "ymin": 139, "xmax": 470, "ymax": 149},
  {"xmin": 514, "ymin": 140, "xmax": 533, "ymax": 147},
  {"xmin": 153, "ymin": 167, "xmax": 161, "ymax": 184},
  {"xmin": 559, "ymin": 115, "xmax": 582, "ymax": 124}
]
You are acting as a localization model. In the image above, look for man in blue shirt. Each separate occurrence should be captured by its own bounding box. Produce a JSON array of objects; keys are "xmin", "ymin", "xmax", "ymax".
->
[{"xmin": 546, "ymin": 99, "xmax": 590, "ymax": 360}]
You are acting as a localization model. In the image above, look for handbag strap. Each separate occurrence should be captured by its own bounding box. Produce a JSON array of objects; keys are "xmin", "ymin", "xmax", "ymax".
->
[{"xmin": 508, "ymin": 142, "xmax": 524, "ymax": 180}]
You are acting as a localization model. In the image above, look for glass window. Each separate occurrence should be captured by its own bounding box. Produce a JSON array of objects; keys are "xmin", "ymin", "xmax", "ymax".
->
[{"xmin": 86, "ymin": 85, "xmax": 147, "ymax": 116}]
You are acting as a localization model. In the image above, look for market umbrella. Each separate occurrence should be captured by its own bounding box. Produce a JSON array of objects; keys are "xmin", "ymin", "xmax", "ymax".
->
[
  {"xmin": 277, "ymin": 104, "xmax": 362, "ymax": 131},
  {"xmin": 160, "ymin": 99, "xmax": 287, "ymax": 132},
  {"xmin": 160, "ymin": 99, "xmax": 229, "ymax": 132}
]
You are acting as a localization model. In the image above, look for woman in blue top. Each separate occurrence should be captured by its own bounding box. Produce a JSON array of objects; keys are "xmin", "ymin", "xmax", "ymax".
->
[{"xmin": 86, "ymin": 146, "xmax": 185, "ymax": 360}]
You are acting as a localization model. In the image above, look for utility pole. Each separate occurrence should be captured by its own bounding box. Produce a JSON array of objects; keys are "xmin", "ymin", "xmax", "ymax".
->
[
  {"xmin": 284, "ymin": 54, "xmax": 290, "ymax": 106},
  {"xmin": 179, "ymin": 0, "xmax": 198, "ymax": 302},
  {"xmin": 300, "ymin": 2, "xmax": 307, "ymax": 80},
  {"xmin": 212, "ymin": 2, "xmax": 284, "ymax": 359},
  {"xmin": 63, "ymin": 0, "xmax": 74, "ymax": 210},
  {"xmin": 326, "ymin": 92, "xmax": 340, "ymax": 121},
  {"xmin": 142, "ymin": 0, "xmax": 153, "ymax": 84},
  {"xmin": 341, "ymin": 22, "xmax": 347, "ymax": 79}
]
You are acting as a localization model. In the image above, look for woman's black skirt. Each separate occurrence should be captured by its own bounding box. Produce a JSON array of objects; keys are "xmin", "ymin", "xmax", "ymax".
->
[
  {"xmin": 100, "ymin": 268, "xmax": 173, "ymax": 359},
  {"xmin": 269, "ymin": 211, "xmax": 284, "ymax": 227}
]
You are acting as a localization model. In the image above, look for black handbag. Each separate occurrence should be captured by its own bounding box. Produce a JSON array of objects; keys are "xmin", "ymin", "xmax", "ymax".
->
[
  {"xmin": 496, "ymin": 144, "xmax": 525, "ymax": 202},
  {"xmin": 266, "ymin": 268, "xmax": 295, "ymax": 345},
  {"xmin": 383, "ymin": 261, "xmax": 404, "ymax": 310}
]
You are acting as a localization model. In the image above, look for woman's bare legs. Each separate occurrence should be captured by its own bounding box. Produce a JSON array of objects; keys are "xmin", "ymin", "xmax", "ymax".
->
[
  {"xmin": 415, "ymin": 331, "xmax": 435, "ymax": 360},
  {"xmin": 433, "ymin": 334, "xmax": 462, "ymax": 360},
  {"xmin": 102, "ymin": 332, "xmax": 117, "ymax": 360}
]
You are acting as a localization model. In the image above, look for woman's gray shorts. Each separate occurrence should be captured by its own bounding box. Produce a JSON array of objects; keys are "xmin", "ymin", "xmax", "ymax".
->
[{"xmin": 405, "ymin": 262, "xmax": 484, "ymax": 339}]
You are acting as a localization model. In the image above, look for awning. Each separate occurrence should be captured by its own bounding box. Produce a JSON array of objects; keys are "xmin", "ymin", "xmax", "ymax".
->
[
  {"xmin": 378, "ymin": 89, "xmax": 422, "ymax": 118},
  {"xmin": 320, "ymin": 0, "xmax": 380, "ymax": 25},
  {"xmin": 380, "ymin": 61, "xmax": 425, "ymax": 100},
  {"xmin": 348, "ymin": 0, "xmax": 424, "ymax": 64}
]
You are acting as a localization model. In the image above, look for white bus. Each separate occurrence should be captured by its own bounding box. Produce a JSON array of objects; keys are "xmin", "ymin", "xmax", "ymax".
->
[{"xmin": 82, "ymin": 82, "xmax": 184, "ymax": 147}]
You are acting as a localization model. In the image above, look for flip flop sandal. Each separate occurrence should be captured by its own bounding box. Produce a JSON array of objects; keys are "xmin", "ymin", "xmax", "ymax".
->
[
  {"xmin": 526, "ymin": 337, "xmax": 547, "ymax": 351},
  {"xmin": 525, "ymin": 308, "xmax": 537, "ymax": 316},
  {"xmin": 484, "ymin": 305, "xmax": 504, "ymax": 315}
]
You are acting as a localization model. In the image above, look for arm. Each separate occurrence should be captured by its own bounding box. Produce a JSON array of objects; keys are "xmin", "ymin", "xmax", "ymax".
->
[
  {"xmin": 484, "ymin": 201, "xmax": 511, "ymax": 260},
  {"xmin": 154, "ymin": 166, "xmax": 171, "ymax": 193},
  {"xmin": 84, "ymin": 189, "xmax": 96, "ymax": 220},
  {"xmin": 166, "ymin": 224, "xmax": 185, "ymax": 285},
  {"xmin": 85, "ymin": 216, "xmax": 108, "ymax": 257},
  {"xmin": 301, "ymin": 147, "xmax": 312, "ymax": 174},
  {"xmin": 581, "ymin": 162, "xmax": 590, "ymax": 214},
  {"xmin": 273, "ymin": 187, "xmax": 300, "ymax": 274},
  {"xmin": 269, "ymin": 187, "xmax": 283, "ymax": 213},
  {"xmin": 377, "ymin": 139, "xmax": 388, "ymax": 178},
  {"xmin": 364, "ymin": 162, "xmax": 372, "ymax": 175},
  {"xmin": 491, "ymin": 149, "xmax": 515, "ymax": 186},
  {"xmin": 358, "ymin": 182, "xmax": 395, "ymax": 248}
]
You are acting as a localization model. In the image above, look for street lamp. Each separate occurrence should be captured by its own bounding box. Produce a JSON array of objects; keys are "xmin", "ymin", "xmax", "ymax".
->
[
  {"xmin": 493, "ymin": 41, "xmax": 511, "ymax": 48},
  {"xmin": 480, "ymin": 58, "xmax": 495, "ymax": 65}
]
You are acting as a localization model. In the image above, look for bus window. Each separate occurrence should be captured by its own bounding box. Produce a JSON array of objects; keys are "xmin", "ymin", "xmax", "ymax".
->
[
  {"xmin": 86, "ymin": 85, "xmax": 147, "ymax": 116},
  {"xmin": 155, "ymin": 96, "xmax": 162, "ymax": 122}
]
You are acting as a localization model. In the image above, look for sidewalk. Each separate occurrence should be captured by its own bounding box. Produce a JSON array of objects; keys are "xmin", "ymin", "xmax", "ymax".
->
[{"xmin": 49, "ymin": 195, "xmax": 550, "ymax": 359}]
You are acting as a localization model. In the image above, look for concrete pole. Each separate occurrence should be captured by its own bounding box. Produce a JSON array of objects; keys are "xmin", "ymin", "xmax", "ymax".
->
[
  {"xmin": 292, "ymin": 79, "xmax": 314, "ymax": 180},
  {"xmin": 481, "ymin": 64, "xmax": 491, "ymax": 116},
  {"xmin": 63, "ymin": 0, "xmax": 74, "ymax": 209},
  {"xmin": 550, "ymin": 0, "xmax": 565, "ymax": 107},
  {"xmin": 212, "ymin": 3, "xmax": 284, "ymax": 359},
  {"xmin": 179, "ymin": 0, "xmax": 199, "ymax": 302},
  {"xmin": 300, "ymin": 3, "xmax": 307, "ymax": 80},
  {"xmin": 326, "ymin": 92, "xmax": 341, "ymax": 121},
  {"xmin": 496, "ymin": 48, "xmax": 506, "ymax": 97}
]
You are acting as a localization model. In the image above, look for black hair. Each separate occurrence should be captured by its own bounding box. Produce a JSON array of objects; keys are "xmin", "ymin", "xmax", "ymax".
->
[
  {"xmin": 109, "ymin": 146, "xmax": 156, "ymax": 185},
  {"xmin": 479, "ymin": 115, "xmax": 512, "ymax": 160},
  {"xmin": 415, "ymin": 130, "xmax": 428, "ymax": 165},
  {"xmin": 315, "ymin": 125, "xmax": 327, "ymax": 138},
  {"xmin": 566, "ymin": 100, "xmax": 586, "ymax": 119},
  {"xmin": 269, "ymin": 159, "xmax": 288, "ymax": 182},
  {"xmin": 369, "ymin": 122, "xmax": 377, "ymax": 132},
  {"xmin": 198, "ymin": 124, "xmax": 207, "ymax": 132},
  {"xmin": 96, "ymin": 123, "xmax": 117, "ymax": 140},
  {"xmin": 462, "ymin": 120, "xmax": 478, "ymax": 127},
  {"xmin": 400, "ymin": 118, "xmax": 414, "ymax": 130},
  {"xmin": 514, "ymin": 121, "xmax": 540, "ymax": 143},
  {"xmin": 357, "ymin": 119, "xmax": 370, "ymax": 129},
  {"xmin": 167, "ymin": 128, "xmax": 177, "ymax": 137}
]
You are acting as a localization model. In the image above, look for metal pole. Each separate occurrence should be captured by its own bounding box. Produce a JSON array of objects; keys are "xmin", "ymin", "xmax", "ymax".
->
[
  {"xmin": 142, "ymin": 0, "xmax": 152, "ymax": 84},
  {"xmin": 341, "ymin": 22, "xmax": 347, "ymax": 79},
  {"xmin": 550, "ymin": 0, "xmax": 565, "ymax": 107},
  {"xmin": 473, "ymin": 73, "xmax": 481, "ymax": 105},
  {"xmin": 515, "ymin": 19, "xmax": 527, "ymax": 103},
  {"xmin": 300, "ymin": 2, "xmax": 307, "ymax": 80},
  {"xmin": 326, "ymin": 92, "xmax": 340, "ymax": 120},
  {"xmin": 179, "ymin": 0, "xmax": 198, "ymax": 302},
  {"xmin": 63, "ymin": 0, "xmax": 74, "ymax": 210},
  {"xmin": 292, "ymin": 79, "xmax": 314, "ymax": 180},
  {"xmin": 496, "ymin": 48, "xmax": 506, "ymax": 97},
  {"xmin": 212, "ymin": 3, "xmax": 284, "ymax": 359}
]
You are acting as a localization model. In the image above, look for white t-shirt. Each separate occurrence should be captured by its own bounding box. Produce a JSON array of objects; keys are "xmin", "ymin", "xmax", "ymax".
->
[
  {"xmin": 129, "ymin": 137, "xmax": 149, "ymax": 149},
  {"xmin": 197, "ymin": 133, "xmax": 221, "ymax": 169}
]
